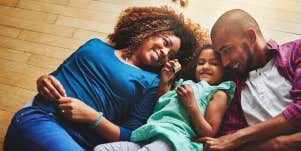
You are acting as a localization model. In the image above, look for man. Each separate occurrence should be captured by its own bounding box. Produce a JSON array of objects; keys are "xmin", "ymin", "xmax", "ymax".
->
[{"xmin": 195, "ymin": 9, "xmax": 301, "ymax": 151}]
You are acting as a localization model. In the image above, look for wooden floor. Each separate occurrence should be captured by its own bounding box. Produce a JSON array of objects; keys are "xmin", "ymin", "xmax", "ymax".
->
[{"xmin": 0, "ymin": 0, "xmax": 300, "ymax": 150}]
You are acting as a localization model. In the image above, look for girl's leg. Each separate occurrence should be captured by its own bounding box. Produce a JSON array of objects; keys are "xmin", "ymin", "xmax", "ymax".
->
[
  {"xmin": 4, "ymin": 107, "xmax": 85, "ymax": 151},
  {"xmin": 139, "ymin": 138, "xmax": 173, "ymax": 151},
  {"xmin": 94, "ymin": 141, "xmax": 141, "ymax": 151}
]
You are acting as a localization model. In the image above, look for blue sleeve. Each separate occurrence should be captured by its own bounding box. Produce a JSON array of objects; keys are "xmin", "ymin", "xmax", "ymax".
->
[
  {"xmin": 118, "ymin": 77, "xmax": 159, "ymax": 141},
  {"xmin": 50, "ymin": 38, "xmax": 108, "ymax": 76}
]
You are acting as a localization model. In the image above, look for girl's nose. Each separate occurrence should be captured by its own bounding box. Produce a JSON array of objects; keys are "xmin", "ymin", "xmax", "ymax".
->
[{"xmin": 203, "ymin": 62, "xmax": 210, "ymax": 69}]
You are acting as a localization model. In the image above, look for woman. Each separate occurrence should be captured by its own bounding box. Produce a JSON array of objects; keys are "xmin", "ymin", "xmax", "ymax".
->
[{"xmin": 4, "ymin": 6, "xmax": 208, "ymax": 151}]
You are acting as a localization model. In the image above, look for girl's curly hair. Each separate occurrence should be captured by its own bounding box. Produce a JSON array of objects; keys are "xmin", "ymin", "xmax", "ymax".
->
[{"xmin": 108, "ymin": 6, "xmax": 210, "ymax": 63}]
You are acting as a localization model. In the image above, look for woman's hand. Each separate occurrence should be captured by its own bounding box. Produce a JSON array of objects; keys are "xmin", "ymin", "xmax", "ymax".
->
[
  {"xmin": 57, "ymin": 97, "xmax": 99, "ymax": 123},
  {"xmin": 36, "ymin": 74, "xmax": 66, "ymax": 101},
  {"xmin": 160, "ymin": 59, "xmax": 181, "ymax": 84},
  {"xmin": 176, "ymin": 84, "xmax": 198, "ymax": 111}
]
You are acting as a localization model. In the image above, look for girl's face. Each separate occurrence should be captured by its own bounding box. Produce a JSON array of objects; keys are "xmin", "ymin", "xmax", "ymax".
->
[
  {"xmin": 195, "ymin": 48, "xmax": 224, "ymax": 85},
  {"xmin": 134, "ymin": 34, "xmax": 181, "ymax": 67}
]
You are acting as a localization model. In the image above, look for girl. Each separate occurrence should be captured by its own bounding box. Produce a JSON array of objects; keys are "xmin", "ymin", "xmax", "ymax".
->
[{"xmin": 94, "ymin": 45, "xmax": 236, "ymax": 151}]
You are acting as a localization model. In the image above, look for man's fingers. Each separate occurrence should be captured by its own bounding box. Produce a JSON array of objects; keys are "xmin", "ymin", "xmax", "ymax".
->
[{"xmin": 191, "ymin": 137, "xmax": 216, "ymax": 142}]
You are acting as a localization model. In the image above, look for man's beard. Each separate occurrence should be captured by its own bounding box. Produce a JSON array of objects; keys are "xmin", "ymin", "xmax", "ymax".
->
[{"xmin": 241, "ymin": 42, "xmax": 253, "ymax": 78}]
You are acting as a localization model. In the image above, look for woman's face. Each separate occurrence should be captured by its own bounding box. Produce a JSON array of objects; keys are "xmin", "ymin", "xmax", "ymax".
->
[
  {"xmin": 134, "ymin": 34, "xmax": 181, "ymax": 67},
  {"xmin": 195, "ymin": 48, "xmax": 224, "ymax": 85}
]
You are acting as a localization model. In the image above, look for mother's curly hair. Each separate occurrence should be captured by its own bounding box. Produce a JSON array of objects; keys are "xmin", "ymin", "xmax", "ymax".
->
[{"xmin": 108, "ymin": 6, "xmax": 210, "ymax": 62}]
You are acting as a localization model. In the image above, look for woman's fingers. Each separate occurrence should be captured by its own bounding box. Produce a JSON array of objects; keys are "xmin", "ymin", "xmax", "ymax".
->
[
  {"xmin": 40, "ymin": 86, "xmax": 56, "ymax": 100},
  {"xmin": 37, "ymin": 75, "xmax": 66, "ymax": 100},
  {"xmin": 50, "ymin": 76, "xmax": 66, "ymax": 97}
]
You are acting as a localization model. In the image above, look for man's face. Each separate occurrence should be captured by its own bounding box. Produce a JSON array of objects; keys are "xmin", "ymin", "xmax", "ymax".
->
[{"xmin": 212, "ymin": 33, "xmax": 253, "ymax": 75}]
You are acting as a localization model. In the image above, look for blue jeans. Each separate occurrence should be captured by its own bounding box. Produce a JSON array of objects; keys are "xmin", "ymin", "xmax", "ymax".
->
[{"xmin": 4, "ymin": 107, "xmax": 97, "ymax": 151}]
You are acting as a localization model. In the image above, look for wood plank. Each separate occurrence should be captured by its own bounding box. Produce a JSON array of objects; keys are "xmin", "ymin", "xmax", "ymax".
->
[
  {"xmin": 68, "ymin": 0, "xmax": 124, "ymax": 12},
  {"xmin": 73, "ymin": 29, "xmax": 108, "ymax": 41},
  {"xmin": 0, "ymin": 46, "xmax": 62, "ymax": 70},
  {"xmin": 0, "ymin": 109, "xmax": 14, "ymax": 150},
  {"xmin": 0, "ymin": 25, "xmax": 20, "ymax": 38},
  {"xmin": 0, "ymin": 0, "xmax": 19, "ymax": 7},
  {"xmin": 0, "ymin": 15, "xmax": 75, "ymax": 38},
  {"xmin": 17, "ymin": 0, "xmax": 118, "ymax": 22},
  {"xmin": 35, "ymin": 0, "xmax": 69, "ymax": 5},
  {"xmin": 0, "ymin": 47, "xmax": 30, "ymax": 63},
  {"xmin": 262, "ymin": 29, "xmax": 301, "ymax": 44},
  {"xmin": 27, "ymin": 54, "xmax": 64, "ymax": 69},
  {"xmin": 0, "ymin": 36, "xmax": 73, "ymax": 59},
  {"xmin": 0, "ymin": 59, "xmax": 51, "ymax": 90},
  {"xmin": 56, "ymin": 16, "xmax": 114, "ymax": 33},
  {"xmin": 0, "ymin": 137, "xmax": 3, "ymax": 151},
  {"xmin": 182, "ymin": 1, "xmax": 301, "ymax": 34},
  {"xmin": 231, "ymin": 0, "xmax": 301, "ymax": 14},
  {"xmin": 18, "ymin": 30, "xmax": 85, "ymax": 49},
  {"xmin": 0, "ymin": 5, "xmax": 57, "ymax": 24},
  {"xmin": 68, "ymin": 0, "xmax": 176, "ymax": 12},
  {"xmin": 0, "ymin": 83, "xmax": 36, "ymax": 111}
]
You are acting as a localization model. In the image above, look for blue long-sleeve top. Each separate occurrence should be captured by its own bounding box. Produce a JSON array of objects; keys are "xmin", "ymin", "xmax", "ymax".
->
[{"xmin": 33, "ymin": 38, "xmax": 159, "ymax": 142}]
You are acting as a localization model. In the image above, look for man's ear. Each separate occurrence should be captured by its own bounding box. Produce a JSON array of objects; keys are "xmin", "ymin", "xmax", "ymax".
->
[{"xmin": 245, "ymin": 29, "xmax": 256, "ymax": 45}]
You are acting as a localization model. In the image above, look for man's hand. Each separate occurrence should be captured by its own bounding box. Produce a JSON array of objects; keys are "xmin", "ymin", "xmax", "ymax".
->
[
  {"xmin": 57, "ymin": 97, "xmax": 99, "ymax": 123},
  {"xmin": 37, "ymin": 74, "xmax": 66, "ymax": 101},
  {"xmin": 192, "ymin": 132, "xmax": 244, "ymax": 151}
]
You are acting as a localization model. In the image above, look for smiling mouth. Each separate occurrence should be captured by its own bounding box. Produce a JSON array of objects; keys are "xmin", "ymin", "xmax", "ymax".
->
[
  {"xmin": 231, "ymin": 62, "xmax": 240, "ymax": 70},
  {"xmin": 199, "ymin": 72, "xmax": 212, "ymax": 76},
  {"xmin": 152, "ymin": 49, "xmax": 160, "ymax": 61}
]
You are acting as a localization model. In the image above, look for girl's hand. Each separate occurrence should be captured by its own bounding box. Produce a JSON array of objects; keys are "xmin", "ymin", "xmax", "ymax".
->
[
  {"xmin": 176, "ymin": 84, "xmax": 198, "ymax": 111},
  {"xmin": 37, "ymin": 74, "xmax": 66, "ymax": 101},
  {"xmin": 57, "ymin": 97, "xmax": 99, "ymax": 123},
  {"xmin": 160, "ymin": 59, "xmax": 181, "ymax": 84}
]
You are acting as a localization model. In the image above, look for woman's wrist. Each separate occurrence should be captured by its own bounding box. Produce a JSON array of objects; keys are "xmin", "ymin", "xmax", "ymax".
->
[
  {"xmin": 90, "ymin": 112, "xmax": 104, "ymax": 128},
  {"xmin": 87, "ymin": 110, "xmax": 100, "ymax": 123}
]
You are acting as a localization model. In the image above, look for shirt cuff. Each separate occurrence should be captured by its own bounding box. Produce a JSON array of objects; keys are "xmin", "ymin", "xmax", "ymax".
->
[
  {"xmin": 119, "ymin": 127, "xmax": 132, "ymax": 141},
  {"xmin": 282, "ymin": 102, "xmax": 301, "ymax": 131}
]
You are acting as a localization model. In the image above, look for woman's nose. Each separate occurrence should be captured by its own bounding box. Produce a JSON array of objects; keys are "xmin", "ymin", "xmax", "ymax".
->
[{"xmin": 160, "ymin": 48, "xmax": 169, "ymax": 57}]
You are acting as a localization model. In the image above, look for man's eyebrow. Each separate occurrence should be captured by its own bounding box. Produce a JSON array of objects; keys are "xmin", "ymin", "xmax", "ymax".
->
[{"xmin": 218, "ymin": 45, "xmax": 229, "ymax": 52}]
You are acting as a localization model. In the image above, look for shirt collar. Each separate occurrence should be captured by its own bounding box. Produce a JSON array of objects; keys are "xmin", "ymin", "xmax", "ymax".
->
[{"xmin": 267, "ymin": 39, "xmax": 279, "ymax": 51}]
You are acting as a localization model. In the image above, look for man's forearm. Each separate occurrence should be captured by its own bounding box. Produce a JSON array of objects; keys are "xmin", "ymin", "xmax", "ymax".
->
[
  {"xmin": 241, "ymin": 132, "xmax": 301, "ymax": 151},
  {"xmin": 238, "ymin": 114, "xmax": 295, "ymax": 144}
]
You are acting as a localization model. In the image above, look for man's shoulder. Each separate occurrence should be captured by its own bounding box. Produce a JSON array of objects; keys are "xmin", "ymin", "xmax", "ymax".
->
[{"xmin": 280, "ymin": 39, "xmax": 301, "ymax": 51}]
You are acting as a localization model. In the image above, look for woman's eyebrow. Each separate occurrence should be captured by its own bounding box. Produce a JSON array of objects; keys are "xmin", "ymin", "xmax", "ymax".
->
[{"xmin": 167, "ymin": 37, "xmax": 173, "ymax": 47}]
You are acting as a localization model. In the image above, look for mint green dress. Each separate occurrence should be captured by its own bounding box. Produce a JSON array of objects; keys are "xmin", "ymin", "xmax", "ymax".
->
[{"xmin": 130, "ymin": 79, "xmax": 236, "ymax": 151}]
